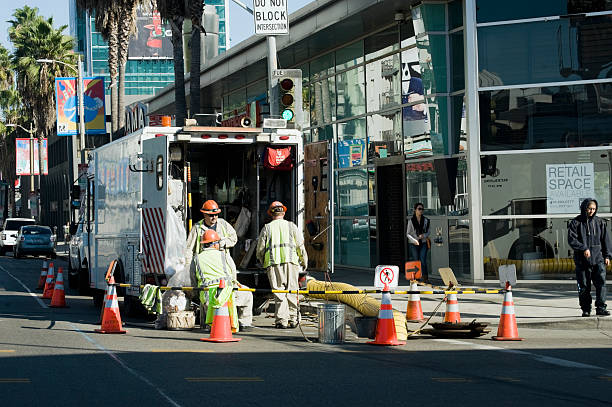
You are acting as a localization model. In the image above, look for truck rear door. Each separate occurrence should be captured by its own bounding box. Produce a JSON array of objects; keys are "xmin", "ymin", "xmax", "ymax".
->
[{"xmin": 141, "ymin": 136, "xmax": 168, "ymax": 281}]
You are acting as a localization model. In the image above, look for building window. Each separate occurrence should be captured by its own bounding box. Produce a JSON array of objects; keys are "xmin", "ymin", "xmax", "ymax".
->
[
  {"xmin": 367, "ymin": 111, "xmax": 402, "ymax": 162},
  {"xmin": 336, "ymin": 66, "xmax": 365, "ymax": 119},
  {"xmin": 478, "ymin": 15, "xmax": 612, "ymax": 87},
  {"xmin": 310, "ymin": 77, "xmax": 336, "ymax": 127},
  {"xmin": 481, "ymin": 150, "xmax": 611, "ymax": 216},
  {"xmin": 366, "ymin": 54, "xmax": 401, "ymax": 113},
  {"xmin": 479, "ymin": 83, "xmax": 612, "ymax": 151},
  {"xmin": 476, "ymin": 0, "xmax": 612, "ymax": 23}
]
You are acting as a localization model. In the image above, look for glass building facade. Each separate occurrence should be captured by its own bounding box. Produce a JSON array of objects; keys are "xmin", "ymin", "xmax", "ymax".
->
[{"xmin": 148, "ymin": 0, "xmax": 612, "ymax": 283}]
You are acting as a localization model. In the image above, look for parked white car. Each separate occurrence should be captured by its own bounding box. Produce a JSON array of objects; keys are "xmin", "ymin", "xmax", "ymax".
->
[{"xmin": 0, "ymin": 218, "xmax": 36, "ymax": 256}]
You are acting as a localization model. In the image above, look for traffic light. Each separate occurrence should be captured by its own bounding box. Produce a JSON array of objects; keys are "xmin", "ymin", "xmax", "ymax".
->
[
  {"xmin": 71, "ymin": 185, "xmax": 81, "ymax": 209},
  {"xmin": 272, "ymin": 69, "xmax": 302, "ymax": 129}
]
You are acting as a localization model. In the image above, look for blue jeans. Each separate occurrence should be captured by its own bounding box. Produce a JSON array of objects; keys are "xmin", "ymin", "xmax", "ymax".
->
[
  {"xmin": 576, "ymin": 261, "xmax": 607, "ymax": 312},
  {"xmin": 410, "ymin": 243, "xmax": 428, "ymax": 279}
]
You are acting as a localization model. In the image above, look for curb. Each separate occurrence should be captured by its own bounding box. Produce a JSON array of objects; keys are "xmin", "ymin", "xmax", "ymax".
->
[{"xmin": 517, "ymin": 317, "xmax": 612, "ymax": 330}]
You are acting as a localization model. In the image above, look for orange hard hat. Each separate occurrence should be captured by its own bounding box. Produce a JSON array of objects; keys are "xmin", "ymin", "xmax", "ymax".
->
[
  {"xmin": 201, "ymin": 229, "xmax": 220, "ymax": 244},
  {"xmin": 200, "ymin": 199, "xmax": 221, "ymax": 214},
  {"xmin": 267, "ymin": 201, "xmax": 287, "ymax": 215}
]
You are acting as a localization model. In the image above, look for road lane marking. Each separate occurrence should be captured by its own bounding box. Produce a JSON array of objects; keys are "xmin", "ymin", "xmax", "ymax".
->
[
  {"xmin": 0, "ymin": 350, "xmax": 15, "ymax": 353},
  {"xmin": 0, "ymin": 378, "xmax": 30, "ymax": 383},
  {"xmin": 495, "ymin": 376, "xmax": 522, "ymax": 383},
  {"xmin": 0, "ymin": 265, "xmax": 48, "ymax": 309},
  {"xmin": 70, "ymin": 323, "xmax": 184, "ymax": 407},
  {"xmin": 150, "ymin": 349, "xmax": 214, "ymax": 353},
  {"xmin": 185, "ymin": 377, "xmax": 264, "ymax": 382},
  {"xmin": 432, "ymin": 377, "xmax": 471, "ymax": 383},
  {"xmin": 436, "ymin": 339, "xmax": 611, "ymax": 373}
]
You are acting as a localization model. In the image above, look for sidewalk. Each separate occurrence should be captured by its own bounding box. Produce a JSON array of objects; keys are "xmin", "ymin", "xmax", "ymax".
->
[{"xmin": 305, "ymin": 268, "xmax": 612, "ymax": 330}]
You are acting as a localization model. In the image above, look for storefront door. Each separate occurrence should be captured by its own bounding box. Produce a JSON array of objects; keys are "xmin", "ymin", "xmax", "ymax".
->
[{"xmin": 376, "ymin": 161, "xmax": 406, "ymax": 271}]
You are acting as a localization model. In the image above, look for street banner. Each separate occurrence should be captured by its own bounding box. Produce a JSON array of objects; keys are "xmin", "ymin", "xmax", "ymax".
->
[
  {"xmin": 55, "ymin": 76, "xmax": 106, "ymax": 136},
  {"xmin": 128, "ymin": 5, "xmax": 172, "ymax": 58},
  {"xmin": 15, "ymin": 138, "xmax": 48, "ymax": 176}
]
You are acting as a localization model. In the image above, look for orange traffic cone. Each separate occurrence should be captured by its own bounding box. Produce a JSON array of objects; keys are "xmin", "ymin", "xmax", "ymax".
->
[
  {"xmin": 444, "ymin": 292, "xmax": 461, "ymax": 323},
  {"xmin": 95, "ymin": 276, "xmax": 126, "ymax": 334},
  {"xmin": 368, "ymin": 284, "xmax": 405, "ymax": 346},
  {"xmin": 37, "ymin": 261, "xmax": 48, "ymax": 290},
  {"xmin": 50, "ymin": 267, "xmax": 68, "ymax": 308},
  {"xmin": 406, "ymin": 281, "xmax": 424, "ymax": 322},
  {"xmin": 492, "ymin": 283, "xmax": 522, "ymax": 341},
  {"xmin": 201, "ymin": 280, "xmax": 241, "ymax": 343},
  {"xmin": 42, "ymin": 263, "xmax": 55, "ymax": 299}
]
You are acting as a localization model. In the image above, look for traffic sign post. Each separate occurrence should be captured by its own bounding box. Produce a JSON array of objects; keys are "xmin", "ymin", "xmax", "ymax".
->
[{"xmin": 374, "ymin": 265, "xmax": 399, "ymax": 289}]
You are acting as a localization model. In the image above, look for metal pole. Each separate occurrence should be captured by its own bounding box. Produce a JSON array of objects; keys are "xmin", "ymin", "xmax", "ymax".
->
[
  {"xmin": 77, "ymin": 55, "xmax": 86, "ymax": 161},
  {"xmin": 267, "ymin": 36, "xmax": 278, "ymax": 117},
  {"xmin": 37, "ymin": 131, "xmax": 42, "ymax": 221},
  {"xmin": 329, "ymin": 138, "xmax": 334, "ymax": 274},
  {"xmin": 29, "ymin": 124, "xmax": 34, "ymax": 194}
]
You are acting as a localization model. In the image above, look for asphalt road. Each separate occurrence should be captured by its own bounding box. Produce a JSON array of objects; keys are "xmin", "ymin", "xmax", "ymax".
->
[{"xmin": 2, "ymin": 255, "xmax": 612, "ymax": 407}]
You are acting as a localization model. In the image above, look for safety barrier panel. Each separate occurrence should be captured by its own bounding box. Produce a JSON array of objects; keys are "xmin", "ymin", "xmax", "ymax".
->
[{"xmin": 113, "ymin": 283, "xmax": 505, "ymax": 295}]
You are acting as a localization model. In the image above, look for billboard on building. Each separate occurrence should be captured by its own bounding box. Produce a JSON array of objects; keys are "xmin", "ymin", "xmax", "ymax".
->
[
  {"xmin": 55, "ymin": 76, "xmax": 106, "ymax": 136},
  {"xmin": 128, "ymin": 6, "xmax": 173, "ymax": 58},
  {"xmin": 15, "ymin": 138, "xmax": 48, "ymax": 176}
]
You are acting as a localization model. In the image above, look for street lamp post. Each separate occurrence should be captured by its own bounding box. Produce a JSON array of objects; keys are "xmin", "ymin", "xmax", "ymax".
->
[
  {"xmin": 37, "ymin": 56, "xmax": 86, "ymax": 229},
  {"xmin": 36, "ymin": 55, "xmax": 85, "ymax": 183}
]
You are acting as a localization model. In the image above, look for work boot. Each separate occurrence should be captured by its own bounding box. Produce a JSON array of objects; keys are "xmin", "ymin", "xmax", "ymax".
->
[
  {"xmin": 274, "ymin": 322, "xmax": 288, "ymax": 329},
  {"xmin": 596, "ymin": 309, "xmax": 610, "ymax": 316},
  {"xmin": 287, "ymin": 321, "xmax": 298, "ymax": 329},
  {"xmin": 239, "ymin": 324, "xmax": 254, "ymax": 332},
  {"xmin": 582, "ymin": 310, "xmax": 591, "ymax": 317}
]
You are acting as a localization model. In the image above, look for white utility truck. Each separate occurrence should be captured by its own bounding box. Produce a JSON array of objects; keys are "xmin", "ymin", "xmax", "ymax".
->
[{"xmin": 77, "ymin": 125, "xmax": 304, "ymax": 314}]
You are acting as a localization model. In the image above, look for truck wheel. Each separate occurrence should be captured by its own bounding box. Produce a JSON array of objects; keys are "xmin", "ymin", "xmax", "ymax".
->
[
  {"xmin": 92, "ymin": 289, "xmax": 104, "ymax": 309},
  {"xmin": 68, "ymin": 262, "xmax": 79, "ymax": 290},
  {"xmin": 78, "ymin": 264, "xmax": 90, "ymax": 296}
]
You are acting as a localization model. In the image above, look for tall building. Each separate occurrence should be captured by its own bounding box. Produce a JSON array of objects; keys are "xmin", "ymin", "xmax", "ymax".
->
[{"xmin": 69, "ymin": 0, "xmax": 229, "ymax": 100}]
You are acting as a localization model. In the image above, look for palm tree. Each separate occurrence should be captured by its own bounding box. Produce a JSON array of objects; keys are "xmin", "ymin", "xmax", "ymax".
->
[
  {"xmin": 0, "ymin": 88, "xmax": 24, "ymax": 215},
  {"xmin": 9, "ymin": 8, "xmax": 77, "ymax": 138},
  {"xmin": 156, "ymin": 0, "xmax": 188, "ymax": 126},
  {"xmin": 116, "ymin": 0, "xmax": 147, "ymax": 137},
  {"xmin": 188, "ymin": 0, "xmax": 204, "ymax": 118}
]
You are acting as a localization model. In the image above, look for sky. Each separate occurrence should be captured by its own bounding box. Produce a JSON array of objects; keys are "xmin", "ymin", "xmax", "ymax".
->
[{"xmin": 0, "ymin": 0, "xmax": 314, "ymax": 51}]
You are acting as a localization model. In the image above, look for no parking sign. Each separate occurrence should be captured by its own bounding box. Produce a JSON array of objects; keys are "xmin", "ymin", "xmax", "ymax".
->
[{"xmin": 374, "ymin": 265, "xmax": 399, "ymax": 288}]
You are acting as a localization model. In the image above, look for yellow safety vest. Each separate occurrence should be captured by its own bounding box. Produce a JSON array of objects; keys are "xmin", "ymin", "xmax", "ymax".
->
[
  {"xmin": 263, "ymin": 220, "xmax": 299, "ymax": 268},
  {"xmin": 195, "ymin": 220, "xmax": 228, "ymax": 254}
]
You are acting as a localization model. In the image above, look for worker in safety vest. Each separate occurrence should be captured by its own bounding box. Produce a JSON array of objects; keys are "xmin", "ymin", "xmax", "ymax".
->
[
  {"xmin": 194, "ymin": 229, "xmax": 253, "ymax": 331},
  {"xmin": 256, "ymin": 201, "xmax": 307, "ymax": 329},
  {"xmin": 185, "ymin": 199, "xmax": 237, "ymax": 268}
]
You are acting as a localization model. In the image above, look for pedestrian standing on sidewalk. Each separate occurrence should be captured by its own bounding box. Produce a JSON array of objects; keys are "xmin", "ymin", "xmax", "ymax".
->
[
  {"xmin": 407, "ymin": 202, "xmax": 430, "ymax": 280},
  {"xmin": 568, "ymin": 198, "xmax": 612, "ymax": 317},
  {"xmin": 256, "ymin": 201, "xmax": 307, "ymax": 329}
]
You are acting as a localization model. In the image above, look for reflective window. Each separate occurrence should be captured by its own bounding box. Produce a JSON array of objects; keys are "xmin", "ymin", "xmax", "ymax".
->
[
  {"xmin": 336, "ymin": 66, "xmax": 365, "ymax": 119},
  {"xmin": 310, "ymin": 53, "xmax": 335, "ymax": 80},
  {"xmin": 448, "ymin": 0, "xmax": 463, "ymax": 30},
  {"xmin": 450, "ymin": 31, "xmax": 464, "ymax": 92},
  {"xmin": 406, "ymin": 161, "xmax": 445, "ymax": 216},
  {"xmin": 310, "ymin": 77, "xmax": 336, "ymax": 126},
  {"xmin": 478, "ymin": 16, "xmax": 612, "ymax": 87},
  {"xmin": 481, "ymin": 150, "xmax": 611, "ymax": 216},
  {"xmin": 365, "ymin": 27, "xmax": 399, "ymax": 61},
  {"xmin": 311, "ymin": 125, "xmax": 335, "ymax": 143},
  {"xmin": 336, "ymin": 168, "xmax": 369, "ymax": 216},
  {"xmin": 366, "ymin": 54, "xmax": 401, "ymax": 112},
  {"xmin": 336, "ymin": 218, "xmax": 371, "ymax": 267},
  {"xmin": 367, "ymin": 111, "xmax": 402, "ymax": 162},
  {"xmin": 337, "ymin": 119, "xmax": 366, "ymax": 168},
  {"xmin": 449, "ymin": 219, "xmax": 470, "ymax": 277},
  {"xmin": 483, "ymin": 217, "xmax": 612, "ymax": 280},
  {"xmin": 476, "ymin": 0, "xmax": 612, "ymax": 23},
  {"xmin": 480, "ymin": 83, "xmax": 612, "ymax": 150},
  {"xmin": 336, "ymin": 41, "xmax": 363, "ymax": 71}
]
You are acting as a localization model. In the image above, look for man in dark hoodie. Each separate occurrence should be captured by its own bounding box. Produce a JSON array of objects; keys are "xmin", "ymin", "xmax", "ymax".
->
[{"xmin": 568, "ymin": 198, "xmax": 612, "ymax": 317}]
